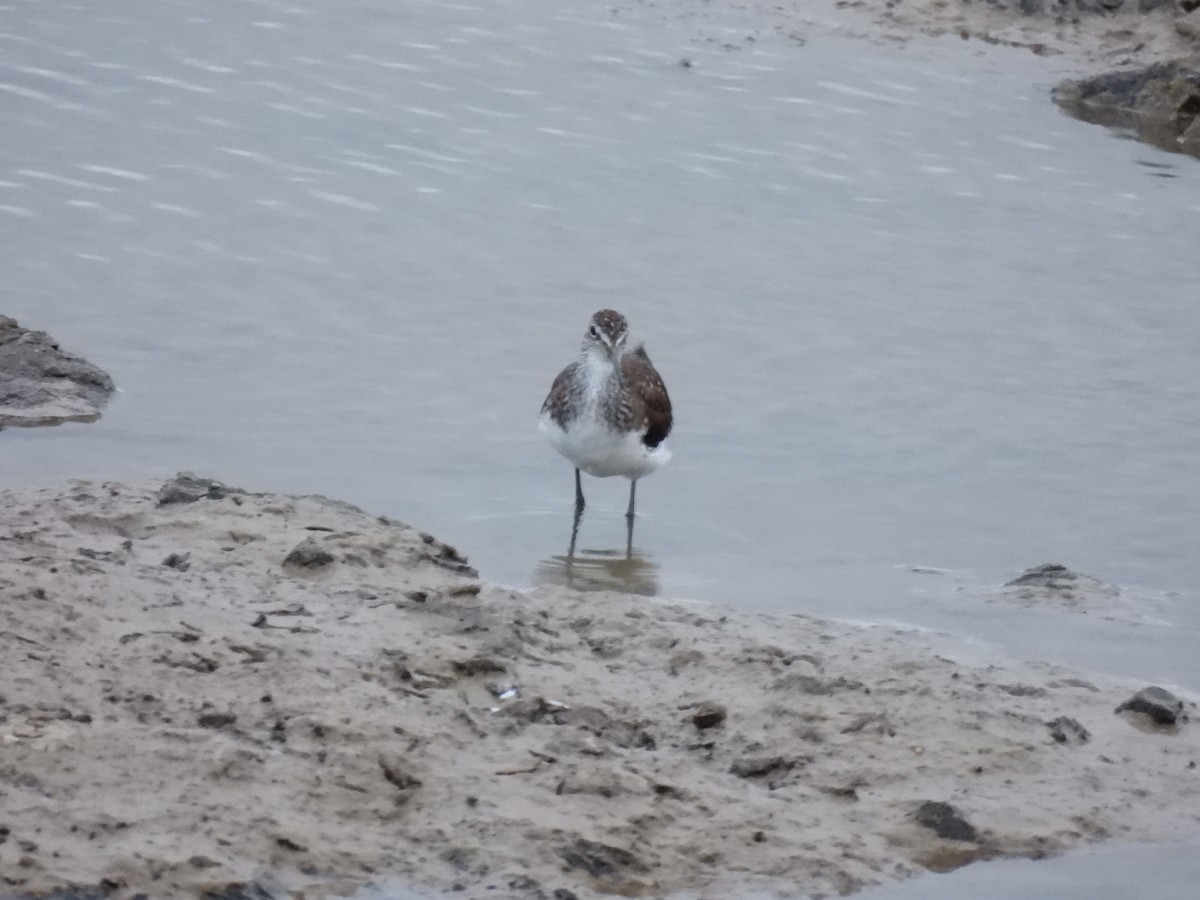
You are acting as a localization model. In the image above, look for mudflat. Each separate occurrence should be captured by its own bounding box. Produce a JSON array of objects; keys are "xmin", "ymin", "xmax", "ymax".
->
[{"xmin": 2, "ymin": 476, "xmax": 1196, "ymax": 899}]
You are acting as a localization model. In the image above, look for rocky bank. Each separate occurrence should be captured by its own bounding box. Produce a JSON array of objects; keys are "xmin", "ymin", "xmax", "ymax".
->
[
  {"xmin": 820, "ymin": 0, "xmax": 1200, "ymax": 156},
  {"xmin": 0, "ymin": 318, "xmax": 115, "ymax": 430}
]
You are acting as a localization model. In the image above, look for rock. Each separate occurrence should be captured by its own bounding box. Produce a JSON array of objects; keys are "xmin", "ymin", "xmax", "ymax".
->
[
  {"xmin": 157, "ymin": 473, "xmax": 236, "ymax": 506},
  {"xmin": 282, "ymin": 537, "xmax": 336, "ymax": 572},
  {"xmin": 1053, "ymin": 59, "xmax": 1200, "ymax": 160},
  {"xmin": 691, "ymin": 702, "xmax": 727, "ymax": 730},
  {"xmin": 912, "ymin": 801, "xmax": 977, "ymax": 842},
  {"xmin": 981, "ymin": 0, "xmax": 1145, "ymax": 12},
  {"xmin": 197, "ymin": 711, "xmax": 237, "ymax": 729},
  {"xmin": 378, "ymin": 753, "xmax": 423, "ymax": 792},
  {"xmin": 1116, "ymin": 686, "xmax": 1186, "ymax": 726},
  {"xmin": 1137, "ymin": 75, "xmax": 1200, "ymax": 120},
  {"xmin": 1000, "ymin": 563, "xmax": 1125, "ymax": 612},
  {"xmin": 199, "ymin": 878, "xmax": 288, "ymax": 900},
  {"xmin": 0, "ymin": 317, "xmax": 115, "ymax": 429},
  {"xmin": 419, "ymin": 532, "xmax": 478, "ymax": 576},
  {"xmin": 1005, "ymin": 563, "xmax": 1078, "ymax": 588},
  {"xmin": 0, "ymin": 889, "xmax": 115, "ymax": 900},
  {"xmin": 162, "ymin": 552, "xmax": 192, "ymax": 571},
  {"xmin": 1182, "ymin": 114, "xmax": 1200, "ymax": 154},
  {"xmin": 451, "ymin": 656, "xmax": 508, "ymax": 676},
  {"xmin": 558, "ymin": 837, "xmax": 648, "ymax": 879},
  {"xmin": 729, "ymin": 756, "xmax": 794, "ymax": 779},
  {"xmin": 1047, "ymin": 716, "xmax": 1091, "ymax": 744},
  {"xmin": 1177, "ymin": 9, "xmax": 1200, "ymax": 40}
]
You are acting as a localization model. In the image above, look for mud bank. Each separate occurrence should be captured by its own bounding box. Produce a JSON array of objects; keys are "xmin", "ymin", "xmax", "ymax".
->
[{"xmin": 1, "ymin": 477, "xmax": 1197, "ymax": 899}]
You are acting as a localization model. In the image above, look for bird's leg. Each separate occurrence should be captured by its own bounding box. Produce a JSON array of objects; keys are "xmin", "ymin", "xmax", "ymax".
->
[
  {"xmin": 625, "ymin": 479, "xmax": 637, "ymax": 520},
  {"xmin": 568, "ymin": 501, "xmax": 583, "ymax": 559},
  {"xmin": 625, "ymin": 505, "xmax": 634, "ymax": 558},
  {"xmin": 574, "ymin": 468, "xmax": 585, "ymax": 511}
]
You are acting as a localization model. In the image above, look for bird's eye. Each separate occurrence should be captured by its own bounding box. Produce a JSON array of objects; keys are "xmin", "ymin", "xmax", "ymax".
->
[{"xmin": 589, "ymin": 325, "xmax": 599, "ymax": 338}]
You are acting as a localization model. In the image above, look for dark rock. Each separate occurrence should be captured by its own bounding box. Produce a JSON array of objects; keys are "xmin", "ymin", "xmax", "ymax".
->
[
  {"xmin": 980, "ymin": 0, "xmax": 1136, "ymax": 13},
  {"xmin": 1005, "ymin": 563, "xmax": 1079, "ymax": 588},
  {"xmin": 196, "ymin": 712, "xmax": 237, "ymax": 729},
  {"xmin": 281, "ymin": 537, "xmax": 336, "ymax": 571},
  {"xmin": 451, "ymin": 656, "xmax": 508, "ymax": 676},
  {"xmin": 0, "ymin": 888, "xmax": 116, "ymax": 900},
  {"xmin": 1179, "ymin": 9, "xmax": 1200, "ymax": 39},
  {"xmin": 423, "ymin": 538, "xmax": 478, "ymax": 577},
  {"xmin": 505, "ymin": 877, "xmax": 541, "ymax": 893},
  {"xmin": 913, "ymin": 801, "xmax": 977, "ymax": 842},
  {"xmin": 558, "ymin": 838, "xmax": 648, "ymax": 879},
  {"xmin": 1182, "ymin": 114, "xmax": 1200, "ymax": 154},
  {"xmin": 162, "ymin": 552, "xmax": 191, "ymax": 571},
  {"xmin": 379, "ymin": 754, "xmax": 423, "ymax": 792},
  {"xmin": 1054, "ymin": 59, "xmax": 1200, "ymax": 160},
  {"xmin": 691, "ymin": 702, "xmax": 727, "ymax": 730},
  {"xmin": 586, "ymin": 636, "xmax": 624, "ymax": 658},
  {"xmin": 0, "ymin": 317, "xmax": 115, "ymax": 429},
  {"xmin": 1047, "ymin": 716, "xmax": 1091, "ymax": 744},
  {"xmin": 199, "ymin": 880, "xmax": 286, "ymax": 900},
  {"xmin": 1116, "ymin": 686, "xmax": 1186, "ymax": 726},
  {"xmin": 157, "ymin": 473, "xmax": 236, "ymax": 506},
  {"xmin": 729, "ymin": 756, "xmax": 794, "ymax": 779}
]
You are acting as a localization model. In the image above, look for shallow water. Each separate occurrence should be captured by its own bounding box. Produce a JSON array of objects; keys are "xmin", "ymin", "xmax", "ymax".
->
[
  {"xmin": 857, "ymin": 836, "xmax": 1200, "ymax": 900},
  {"xmin": 3, "ymin": 0, "xmax": 1200, "ymax": 893}
]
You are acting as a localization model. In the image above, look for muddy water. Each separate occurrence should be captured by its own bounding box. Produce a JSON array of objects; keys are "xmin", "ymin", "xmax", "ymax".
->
[{"xmin": 3, "ymin": 0, "xmax": 1200, "ymax": 893}]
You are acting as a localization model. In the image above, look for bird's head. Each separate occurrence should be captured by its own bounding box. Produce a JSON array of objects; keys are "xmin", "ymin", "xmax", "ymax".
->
[{"xmin": 583, "ymin": 309, "xmax": 629, "ymax": 361}]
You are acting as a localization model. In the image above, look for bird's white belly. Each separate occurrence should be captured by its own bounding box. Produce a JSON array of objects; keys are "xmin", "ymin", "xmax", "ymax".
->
[{"xmin": 539, "ymin": 411, "xmax": 669, "ymax": 480}]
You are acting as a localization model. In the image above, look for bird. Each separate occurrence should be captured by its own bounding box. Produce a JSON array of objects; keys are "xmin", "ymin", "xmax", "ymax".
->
[{"xmin": 539, "ymin": 309, "xmax": 673, "ymax": 520}]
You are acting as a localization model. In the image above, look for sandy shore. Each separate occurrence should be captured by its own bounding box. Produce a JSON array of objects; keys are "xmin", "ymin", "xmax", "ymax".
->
[{"xmin": 2, "ymin": 476, "xmax": 1197, "ymax": 899}]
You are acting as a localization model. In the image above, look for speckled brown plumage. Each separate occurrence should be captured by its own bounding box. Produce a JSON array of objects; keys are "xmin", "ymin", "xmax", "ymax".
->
[
  {"xmin": 620, "ymin": 345, "xmax": 672, "ymax": 448},
  {"xmin": 539, "ymin": 314, "xmax": 672, "ymax": 448},
  {"xmin": 541, "ymin": 361, "xmax": 580, "ymax": 430}
]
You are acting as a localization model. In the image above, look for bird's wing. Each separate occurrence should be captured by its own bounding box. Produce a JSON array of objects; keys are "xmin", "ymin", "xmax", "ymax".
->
[
  {"xmin": 541, "ymin": 362, "xmax": 579, "ymax": 426},
  {"xmin": 622, "ymin": 347, "xmax": 672, "ymax": 448}
]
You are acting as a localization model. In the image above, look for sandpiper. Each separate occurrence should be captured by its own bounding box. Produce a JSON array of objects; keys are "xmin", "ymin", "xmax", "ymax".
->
[{"xmin": 539, "ymin": 309, "xmax": 673, "ymax": 519}]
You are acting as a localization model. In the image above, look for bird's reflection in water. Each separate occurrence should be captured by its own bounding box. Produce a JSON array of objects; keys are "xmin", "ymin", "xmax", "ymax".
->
[{"xmin": 533, "ymin": 508, "xmax": 660, "ymax": 596}]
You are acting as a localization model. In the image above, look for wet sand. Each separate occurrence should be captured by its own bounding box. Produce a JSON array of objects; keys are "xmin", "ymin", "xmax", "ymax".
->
[
  {"xmin": 799, "ymin": 0, "xmax": 1195, "ymax": 68},
  {"xmin": 2, "ymin": 477, "xmax": 1197, "ymax": 899}
]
